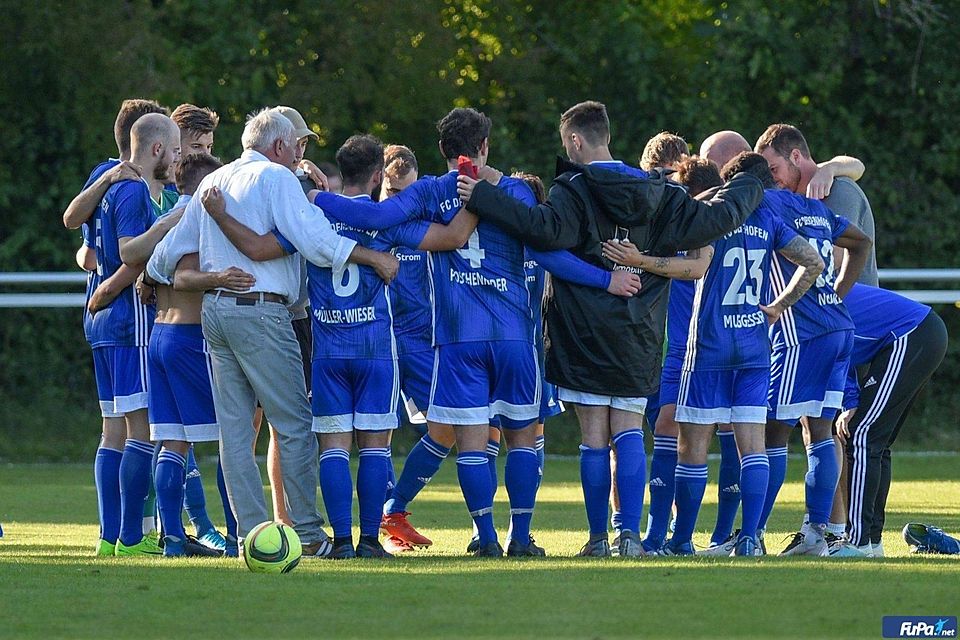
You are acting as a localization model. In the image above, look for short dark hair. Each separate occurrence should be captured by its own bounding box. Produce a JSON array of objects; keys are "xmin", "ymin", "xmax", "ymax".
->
[
  {"xmin": 171, "ymin": 103, "xmax": 219, "ymax": 137},
  {"xmin": 175, "ymin": 152, "xmax": 223, "ymax": 196},
  {"xmin": 436, "ymin": 107, "xmax": 491, "ymax": 159},
  {"xmin": 640, "ymin": 132, "xmax": 689, "ymax": 171},
  {"xmin": 335, "ymin": 134, "xmax": 385, "ymax": 186},
  {"xmin": 559, "ymin": 101, "xmax": 610, "ymax": 147},
  {"xmin": 511, "ymin": 171, "xmax": 546, "ymax": 205},
  {"xmin": 114, "ymin": 99, "xmax": 169, "ymax": 156},
  {"xmin": 754, "ymin": 123, "xmax": 811, "ymax": 160},
  {"xmin": 674, "ymin": 155, "xmax": 723, "ymax": 197},
  {"xmin": 383, "ymin": 144, "xmax": 418, "ymax": 181},
  {"xmin": 721, "ymin": 151, "xmax": 775, "ymax": 189}
]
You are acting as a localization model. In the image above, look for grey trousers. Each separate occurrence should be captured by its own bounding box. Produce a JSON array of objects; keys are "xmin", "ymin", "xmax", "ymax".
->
[{"xmin": 201, "ymin": 294, "xmax": 325, "ymax": 543}]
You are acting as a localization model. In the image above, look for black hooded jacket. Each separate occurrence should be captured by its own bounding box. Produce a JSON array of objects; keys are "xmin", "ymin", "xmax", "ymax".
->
[{"xmin": 465, "ymin": 158, "xmax": 763, "ymax": 397}]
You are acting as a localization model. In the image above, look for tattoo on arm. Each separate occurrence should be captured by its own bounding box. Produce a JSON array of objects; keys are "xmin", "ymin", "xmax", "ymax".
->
[
  {"xmin": 654, "ymin": 256, "xmax": 670, "ymax": 269},
  {"xmin": 775, "ymin": 236, "xmax": 823, "ymax": 308}
]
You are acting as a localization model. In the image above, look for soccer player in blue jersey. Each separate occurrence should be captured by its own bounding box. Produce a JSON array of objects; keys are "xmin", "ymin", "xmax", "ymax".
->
[
  {"xmin": 88, "ymin": 113, "xmax": 180, "ymax": 556},
  {"xmin": 724, "ymin": 152, "xmax": 872, "ymax": 556},
  {"xmin": 630, "ymin": 152, "xmax": 822, "ymax": 556},
  {"xmin": 829, "ymin": 285, "xmax": 947, "ymax": 557}
]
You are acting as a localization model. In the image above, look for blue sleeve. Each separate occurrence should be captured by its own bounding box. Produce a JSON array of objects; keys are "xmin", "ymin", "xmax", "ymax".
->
[
  {"xmin": 842, "ymin": 363, "xmax": 859, "ymax": 411},
  {"xmin": 773, "ymin": 214, "xmax": 798, "ymax": 251},
  {"xmin": 832, "ymin": 213, "xmax": 851, "ymax": 241},
  {"xmin": 81, "ymin": 222, "xmax": 93, "ymax": 248},
  {"xmin": 428, "ymin": 173, "xmax": 463, "ymax": 224},
  {"xmin": 527, "ymin": 249, "xmax": 611, "ymax": 290},
  {"xmin": 313, "ymin": 178, "xmax": 448, "ymax": 230},
  {"xmin": 114, "ymin": 182, "xmax": 152, "ymax": 239},
  {"xmin": 381, "ymin": 220, "xmax": 431, "ymax": 250},
  {"xmin": 271, "ymin": 229, "xmax": 296, "ymax": 255}
]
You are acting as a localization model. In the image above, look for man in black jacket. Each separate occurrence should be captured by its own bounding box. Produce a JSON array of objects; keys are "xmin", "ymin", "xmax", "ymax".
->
[{"xmin": 457, "ymin": 101, "xmax": 763, "ymax": 557}]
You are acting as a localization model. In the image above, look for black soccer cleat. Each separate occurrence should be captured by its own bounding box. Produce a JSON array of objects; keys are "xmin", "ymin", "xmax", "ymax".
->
[
  {"xmin": 473, "ymin": 541, "xmax": 504, "ymax": 558},
  {"xmin": 507, "ymin": 537, "xmax": 546, "ymax": 557},
  {"xmin": 356, "ymin": 536, "xmax": 394, "ymax": 559}
]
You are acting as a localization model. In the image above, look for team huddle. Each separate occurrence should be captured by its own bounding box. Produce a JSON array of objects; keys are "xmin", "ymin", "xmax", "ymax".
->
[{"xmin": 65, "ymin": 96, "xmax": 954, "ymax": 561}]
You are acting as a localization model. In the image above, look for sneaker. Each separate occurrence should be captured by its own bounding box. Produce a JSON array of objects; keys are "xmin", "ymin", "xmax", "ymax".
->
[
  {"xmin": 95, "ymin": 539, "xmax": 116, "ymax": 557},
  {"xmin": 577, "ymin": 538, "xmax": 612, "ymax": 558},
  {"xmin": 617, "ymin": 530, "xmax": 645, "ymax": 558},
  {"xmin": 466, "ymin": 534, "xmax": 481, "ymax": 554},
  {"xmin": 302, "ymin": 538, "xmax": 334, "ymax": 559},
  {"xmin": 162, "ymin": 535, "xmax": 223, "ymax": 558},
  {"xmin": 831, "ymin": 542, "xmax": 872, "ymax": 558},
  {"xmin": 654, "ymin": 540, "xmax": 695, "ymax": 556},
  {"xmin": 326, "ymin": 539, "xmax": 356, "ymax": 559},
  {"xmin": 902, "ymin": 523, "xmax": 960, "ymax": 554},
  {"xmin": 732, "ymin": 536, "xmax": 759, "ymax": 557},
  {"xmin": 507, "ymin": 537, "xmax": 546, "ymax": 557},
  {"xmin": 224, "ymin": 534, "xmax": 239, "ymax": 558},
  {"xmin": 825, "ymin": 531, "xmax": 845, "ymax": 555},
  {"xmin": 115, "ymin": 535, "xmax": 163, "ymax": 556},
  {"xmin": 380, "ymin": 512, "xmax": 432, "ymax": 547},
  {"xmin": 383, "ymin": 536, "xmax": 416, "ymax": 554},
  {"xmin": 779, "ymin": 530, "xmax": 828, "ymax": 556},
  {"xmin": 872, "ymin": 542, "xmax": 885, "ymax": 558},
  {"xmin": 356, "ymin": 536, "xmax": 393, "ymax": 559},
  {"xmin": 196, "ymin": 527, "xmax": 227, "ymax": 552},
  {"xmin": 473, "ymin": 541, "xmax": 504, "ymax": 558},
  {"xmin": 700, "ymin": 530, "xmax": 739, "ymax": 557},
  {"xmin": 641, "ymin": 536, "xmax": 664, "ymax": 554}
]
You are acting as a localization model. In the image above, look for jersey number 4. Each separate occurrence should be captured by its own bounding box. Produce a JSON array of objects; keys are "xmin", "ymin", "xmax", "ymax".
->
[
  {"xmin": 721, "ymin": 247, "xmax": 765, "ymax": 306},
  {"xmin": 456, "ymin": 229, "xmax": 485, "ymax": 268}
]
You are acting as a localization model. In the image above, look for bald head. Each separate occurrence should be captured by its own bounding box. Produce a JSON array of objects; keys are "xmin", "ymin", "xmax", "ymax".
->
[
  {"xmin": 699, "ymin": 130, "xmax": 751, "ymax": 172},
  {"xmin": 130, "ymin": 113, "xmax": 180, "ymax": 183}
]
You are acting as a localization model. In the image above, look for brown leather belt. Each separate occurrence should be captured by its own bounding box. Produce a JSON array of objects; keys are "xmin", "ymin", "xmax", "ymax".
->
[{"xmin": 207, "ymin": 290, "xmax": 285, "ymax": 305}]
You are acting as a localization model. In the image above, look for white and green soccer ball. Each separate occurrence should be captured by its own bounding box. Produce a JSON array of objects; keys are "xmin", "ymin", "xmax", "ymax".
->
[{"xmin": 243, "ymin": 521, "xmax": 302, "ymax": 574}]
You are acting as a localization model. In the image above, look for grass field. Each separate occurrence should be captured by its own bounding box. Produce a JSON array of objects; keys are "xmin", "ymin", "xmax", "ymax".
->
[{"xmin": 1, "ymin": 454, "xmax": 958, "ymax": 639}]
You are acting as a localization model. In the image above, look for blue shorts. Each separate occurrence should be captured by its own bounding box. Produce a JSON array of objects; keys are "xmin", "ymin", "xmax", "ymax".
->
[
  {"xmin": 676, "ymin": 367, "xmax": 769, "ymax": 425},
  {"xmin": 539, "ymin": 380, "xmax": 563, "ymax": 422},
  {"xmin": 93, "ymin": 345, "xmax": 148, "ymax": 417},
  {"xmin": 768, "ymin": 330, "xmax": 853, "ymax": 422},
  {"xmin": 427, "ymin": 341, "xmax": 540, "ymax": 429},
  {"xmin": 659, "ymin": 354, "xmax": 683, "ymax": 407},
  {"xmin": 398, "ymin": 349, "xmax": 433, "ymax": 421},
  {"xmin": 147, "ymin": 324, "xmax": 218, "ymax": 442},
  {"xmin": 645, "ymin": 389, "xmax": 661, "ymax": 431},
  {"xmin": 312, "ymin": 357, "xmax": 399, "ymax": 433}
]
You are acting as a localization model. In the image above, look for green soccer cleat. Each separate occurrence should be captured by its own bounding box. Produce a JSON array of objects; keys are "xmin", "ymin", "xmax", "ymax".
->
[
  {"xmin": 115, "ymin": 536, "xmax": 163, "ymax": 556},
  {"xmin": 95, "ymin": 539, "xmax": 116, "ymax": 557}
]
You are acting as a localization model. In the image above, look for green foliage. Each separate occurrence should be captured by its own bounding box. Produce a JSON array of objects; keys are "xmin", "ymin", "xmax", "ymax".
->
[{"xmin": 1, "ymin": 0, "xmax": 958, "ymax": 460}]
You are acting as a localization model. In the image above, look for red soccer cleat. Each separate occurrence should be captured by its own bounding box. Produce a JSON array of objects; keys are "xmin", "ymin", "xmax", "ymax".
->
[
  {"xmin": 383, "ymin": 536, "xmax": 416, "ymax": 554},
  {"xmin": 380, "ymin": 512, "xmax": 433, "ymax": 547}
]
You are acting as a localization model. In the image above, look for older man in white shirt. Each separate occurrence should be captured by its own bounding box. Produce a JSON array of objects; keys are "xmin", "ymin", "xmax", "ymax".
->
[{"xmin": 157, "ymin": 108, "xmax": 398, "ymax": 553}]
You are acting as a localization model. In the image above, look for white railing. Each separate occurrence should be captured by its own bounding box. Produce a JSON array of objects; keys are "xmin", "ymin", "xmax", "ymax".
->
[{"xmin": 1, "ymin": 269, "xmax": 959, "ymax": 307}]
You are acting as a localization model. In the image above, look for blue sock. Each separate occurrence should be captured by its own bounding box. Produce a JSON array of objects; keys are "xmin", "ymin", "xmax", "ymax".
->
[
  {"xmin": 94, "ymin": 446, "xmax": 123, "ymax": 543},
  {"xmin": 385, "ymin": 435, "xmax": 450, "ymax": 515},
  {"xmin": 738, "ymin": 453, "xmax": 770, "ymax": 540},
  {"xmin": 486, "ymin": 438, "xmax": 500, "ymax": 503},
  {"xmin": 155, "ymin": 449, "xmax": 187, "ymax": 541},
  {"xmin": 183, "ymin": 446, "xmax": 215, "ymax": 536},
  {"xmin": 119, "ymin": 439, "xmax": 155, "ymax": 546},
  {"xmin": 143, "ymin": 443, "xmax": 159, "ymax": 532},
  {"xmin": 216, "ymin": 458, "xmax": 237, "ymax": 539},
  {"xmin": 319, "ymin": 448, "xmax": 353, "ymax": 541},
  {"xmin": 457, "ymin": 452, "xmax": 496, "ymax": 546},
  {"xmin": 712, "ymin": 430, "xmax": 741, "ymax": 544},
  {"xmin": 758, "ymin": 446, "xmax": 788, "ymax": 531},
  {"xmin": 386, "ymin": 451, "xmax": 396, "ymax": 495},
  {"xmin": 612, "ymin": 429, "xmax": 646, "ymax": 534},
  {"xmin": 671, "ymin": 463, "xmax": 708, "ymax": 546},
  {"xmin": 611, "ymin": 510, "xmax": 622, "ymax": 533},
  {"xmin": 505, "ymin": 447, "xmax": 539, "ymax": 545},
  {"xmin": 645, "ymin": 435, "xmax": 677, "ymax": 548},
  {"xmin": 805, "ymin": 438, "xmax": 839, "ymax": 526},
  {"xmin": 579, "ymin": 445, "xmax": 611, "ymax": 536},
  {"xmin": 535, "ymin": 434, "xmax": 545, "ymax": 476},
  {"xmin": 357, "ymin": 447, "xmax": 391, "ymax": 537}
]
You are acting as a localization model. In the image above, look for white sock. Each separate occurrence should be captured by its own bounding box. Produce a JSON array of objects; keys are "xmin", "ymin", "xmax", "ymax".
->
[
  {"xmin": 827, "ymin": 522, "xmax": 845, "ymax": 537},
  {"xmin": 142, "ymin": 515, "xmax": 156, "ymax": 535}
]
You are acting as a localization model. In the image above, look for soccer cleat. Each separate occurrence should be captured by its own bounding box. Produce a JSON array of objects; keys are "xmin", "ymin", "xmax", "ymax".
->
[
  {"xmin": 617, "ymin": 530, "xmax": 645, "ymax": 558},
  {"xmin": 779, "ymin": 530, "xmax": 828, "ymax": 557},
  {"xmin": 825, "ymin": 532, "xmax": 845, "ymax": 556},
  {"xmin": 196, "ymin": 527, "xmax": 227, "ymax": 552},
  {"xmin": 507, "ymin": 537, "xmax": 546, "ymax": 557},
  {"xmin": 162, "ymin": 535, "xmax": 223, "ymax": 558},
  {"xmin": 224, "ymin": 535, "xmax": 239, "ymax": 558},
  {"xmin": 115, "ymin": 535, "xmax": 163, "ymax": 556},
  {"xmin": 654, "ymin": 540, "xmax": 695, "ymax": 557},
  {"xmin": 757, "ymin": 529, "xmax": 767, "ymax": 556},
  {"xmin": 902, "ymin": 523, "xmax": 960, "ymax": 555},
  {"xmin": 95, "ymin": 539, "xmax": 116, "ymax": 557},
  {"xmin": 380, "ymin": 512, "xmax": 432, "ymax": 547},
  {"xmin": 356, "ymin": 536, "xmax": 393, "ymax": 559},
  {"xmin": 577, "ymin": 538, "xmax": 612, "ymax": 558},
  {"xmin": 144, "ymin": 528, "xmax": 161, "ymax": 548},
  {"xmin": 466, "ymin": 534, "xmax": 481, "ymax": 554},
  {"xmin": 383, "ymin": 536, "xmax": 416, "ymax": 554},
  {"xmin": 872, "ymin": 542, "xmax": 885, "ymax": 558},
  {"xmin": 473, "ymin": 541, "xmax": 504, "ymax": 558},
  {"xmin": 830, "ymin": 542, "xmax": 872, "ymax": 558},
  {"xmin": 732, "ymin": 536, "xmax": 760, "ymax": 557},
  {"xmin": 302, "ymin": 538, "xmax": 334, "ymax": 559},
  {"xmin": 326, "ymin": 539, "xmax": 357, "ymax": 559},
  {"xmin": 699, "ymin": 530, "xmax": 739, "ymax": 557}
]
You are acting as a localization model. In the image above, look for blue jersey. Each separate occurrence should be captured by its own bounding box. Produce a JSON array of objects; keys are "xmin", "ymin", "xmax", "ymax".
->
[
  {"xmin": 590, "ymin": 160, "xmax": 648, "ymax": 180},
  {"xmin": 429, "ymin": 176, "xmax": 537, "ymax": 345},
  {"xmin": 308, "ymin": 195, "xmax": 431, "ymax": 360},
  {"xmin": 86, "ymin": 179, "xmax": 156, "ymax": 348},
  {"xmin": 80, "ymin": 159, "xmax": 120, "ymax": 343},
  {"xmin": 665, "ymin": 266, "xmax": 695, "ymax": 364},
  {"xmin": 390, "ymin": 246, "xmax": 432, "ymax": 355},
  {"xmin": 683, "ymin": 204, "xmax": 796, "ymax": 371},
  {"xmin": 766, "ymin": 189, "xmax": 854, "ymax": 347},
  {"xmin": 524, "ymin": 252, "xmax": 547, "ymax": 354},
  {"xmin": 845, "ymin": 283, "xmax": 931, "ymax": 365}
]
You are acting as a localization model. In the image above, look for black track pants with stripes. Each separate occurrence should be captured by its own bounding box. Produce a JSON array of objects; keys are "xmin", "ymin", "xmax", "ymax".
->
[{"xmin": 845, "ymin": 311, "xmax": 948, "ymax": 546}]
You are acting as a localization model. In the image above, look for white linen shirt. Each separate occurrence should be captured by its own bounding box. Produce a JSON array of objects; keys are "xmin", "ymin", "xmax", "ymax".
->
[{"xmin": 151, "ymin": 149, "xmax": 356, "ymax": 303}]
